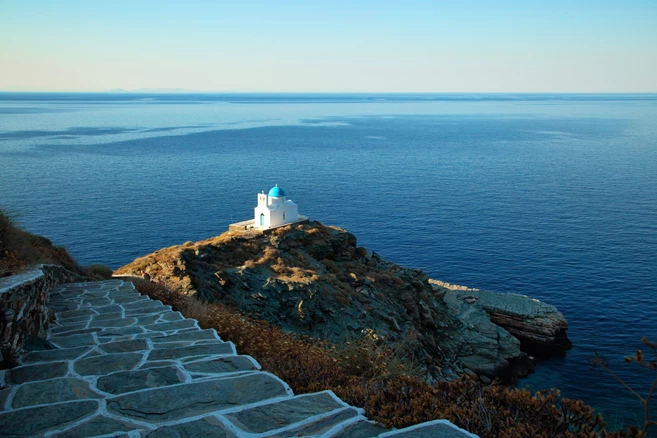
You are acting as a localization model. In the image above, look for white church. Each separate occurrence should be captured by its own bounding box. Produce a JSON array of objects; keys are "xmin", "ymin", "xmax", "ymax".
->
[{"xmin": 229, "ymin": 185, "xmax": 306, "ymax": 232}]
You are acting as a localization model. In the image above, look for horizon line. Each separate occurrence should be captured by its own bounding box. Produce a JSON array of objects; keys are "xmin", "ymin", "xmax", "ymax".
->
[{"xmin": 1, "ymin": 90, "xmax": 657, "ymax": 95}]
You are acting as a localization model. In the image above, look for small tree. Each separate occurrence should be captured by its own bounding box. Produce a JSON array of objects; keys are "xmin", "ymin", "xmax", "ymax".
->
[{"xmin": 590, "ymin": 337, "xmax": 657, "ymax": 437}]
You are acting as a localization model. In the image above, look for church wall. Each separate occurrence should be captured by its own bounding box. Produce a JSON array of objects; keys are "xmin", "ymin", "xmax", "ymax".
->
[
  {"xmin": 254, "ymin": 205, "xmax": 271, "ymax": 229},
  {"xmin": 285, "ymin": 203, "xmax": 299, "ymax": 223},
  {"xmin": 253, "ymin": 190, "xmax": 300, "ymax": 230},
  {"xmin": 269, "ymin": 208, "xmax": 285, "ymax": 227}
]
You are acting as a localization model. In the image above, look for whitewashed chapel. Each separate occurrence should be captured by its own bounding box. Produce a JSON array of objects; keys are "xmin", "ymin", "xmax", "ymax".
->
[
  {"xmin": 229, "ymin": 185, "xmax": 306, "ymax": 232},
  {"xmin": 254, "ymin": 185, "xmax": 299, "ymax": 229}
]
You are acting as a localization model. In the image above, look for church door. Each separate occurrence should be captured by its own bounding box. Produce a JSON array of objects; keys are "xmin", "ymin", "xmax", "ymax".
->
[{"xmin": 260, "ymin": 213, "xmax": 265, "ymax": 227}]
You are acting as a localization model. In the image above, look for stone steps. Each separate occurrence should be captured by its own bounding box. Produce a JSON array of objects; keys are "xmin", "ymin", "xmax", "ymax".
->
[{"xmin": 0, "ymin": 280, "xmax": 476, "ymax": 437}]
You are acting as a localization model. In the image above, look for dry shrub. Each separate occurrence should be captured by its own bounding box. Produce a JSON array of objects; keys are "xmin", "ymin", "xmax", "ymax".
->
[
  {"xmin": 133, "ymin": 280, "xmax": 630, "ymax": 437},
  {"xmin": 389, "ymin": 274, "xmax": 406, "ymax": 288},
  {"xmin": 268, "ymin": 253, "xmax": 319, "ymax": 284},
  {"xmin": 1, "ymin": 210, "xmax": 26, "ymax": 277},
  {"xmin": 334, "ymin": 331, "xmax": 421, "ymax": 383},
  {"xmin": 272, "ymin": 265, "xmax": 318, "ymax": 284},
  {"xmin": 0, "ymin": 208, "xmax": 86, "ymax": 277},
  {"xmin": 0, "ymin": 250, "xmax": 23, "ymax": 278},
  {"xmin": 321, "ymin": 258, "xmax": 338, "ymax": 273},
  {"xmin": 134, "ymin": 280, "xmax": 186, "ymax": 309},
  {"xmin": 179, "ymin": 294, "xmax": 211, "ymax": 322},
  {"xmin": 344, "ymin": 261, "xmax": 368, "ymax": 277},
  {"xmin": 242, "ymin": 259, "xmax": 257, "ymax": 269},
  {"xmin": 367, "ymin": 271, "xmax": 405, "ymax": 288},
  {"xmin": 591, "ymin": 337, "xmax": 657, "ymax": 437},
  {"xmin": 229, "ymin": 239, "xmax": 266, "ymax": 265},
  {"xmin": 254, "ymin": 246, "xmax": 278, "ymax": 266},
  {"xmin": 305, "ymin": 226, "xmax": 325, "ymax": 236},
  {"xmin": 85, "ymin": 264, "xmax": 113, "ymax": 280},
  {"xmin": 333, "ymin": 289, "xmax": 352, "ymax": 306}
]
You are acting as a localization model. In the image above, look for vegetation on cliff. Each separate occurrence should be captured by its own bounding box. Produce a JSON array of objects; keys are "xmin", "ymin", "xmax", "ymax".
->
[
  {"xmin": 117, "ymin": 221, "xmax": 533, "ymax": 380},
  {"xmin": 135, "ymin": 279, "xmax": 641, "ymax": 437},
  {"xmin": 0, "ymin": 208, "xmax": 111, "ymax": 279}
]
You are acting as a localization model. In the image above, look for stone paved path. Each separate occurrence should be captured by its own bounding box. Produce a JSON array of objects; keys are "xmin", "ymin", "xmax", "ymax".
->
[{"xmin": 0, "ymin": 280, "xmax": 475, "ymax": 437}]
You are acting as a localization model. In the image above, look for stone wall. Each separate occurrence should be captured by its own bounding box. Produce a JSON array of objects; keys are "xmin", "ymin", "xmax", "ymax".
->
[{"xmin": 0, "ymin": 265, "xmax": 89, "ymax": 365}]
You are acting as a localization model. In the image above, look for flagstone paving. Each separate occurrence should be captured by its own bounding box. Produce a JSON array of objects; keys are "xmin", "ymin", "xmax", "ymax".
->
[{"xmin": 0, "ymin": 280, "xmax": 476, "ymax": 437}]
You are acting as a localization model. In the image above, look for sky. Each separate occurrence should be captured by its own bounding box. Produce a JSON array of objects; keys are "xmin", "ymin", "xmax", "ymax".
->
[{"xmin": 1, "ymin": 0, "xmax": 656, "ymax": 92}]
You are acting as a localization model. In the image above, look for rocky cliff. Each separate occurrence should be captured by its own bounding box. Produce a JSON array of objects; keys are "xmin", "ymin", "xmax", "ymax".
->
[{"xmin": 116, "ymin": 221, "xmax": 566, "ymax": 380}]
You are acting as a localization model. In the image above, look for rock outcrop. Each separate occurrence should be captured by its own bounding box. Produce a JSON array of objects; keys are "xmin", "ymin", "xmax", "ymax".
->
[
  {"xmin": 429, "ymin": 280, "xmax": 571, "ymax": 354},
  {"xmin": 454, "ymin": 289, "xmax": 571, "ymax": 354},
  {"xmin": 439, "ymin": 289, "xmax": 534, "ymax": 379},
  {"xmin": 116, "ymin": 221, "xmax": 564, "ymax": 380}
]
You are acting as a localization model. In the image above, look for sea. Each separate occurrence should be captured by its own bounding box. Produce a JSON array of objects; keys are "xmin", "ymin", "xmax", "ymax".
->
[{"xmin": 1, "ymin": 92, "xmax": 656, "ymax": 430}]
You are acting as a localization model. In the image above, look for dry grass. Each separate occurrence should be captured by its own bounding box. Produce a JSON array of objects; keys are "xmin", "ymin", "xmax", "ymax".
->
[
  {"xmin": 0, "ymin": 208, "xmax": 88, "ymax": 277},
  {"xmin": 0, "ymin": 248, "xmax": 23, "ymax": 278},
  {"xmin": 0, "ymin": 208, "xmax": 113, "ymax": 279},
  {"xmin": 134, "ymin": 280, "xmax": 634, "ymax": 437},
  {"xmin": 85, "ymin": 264, "xmax": 114, "ymax": 280}
]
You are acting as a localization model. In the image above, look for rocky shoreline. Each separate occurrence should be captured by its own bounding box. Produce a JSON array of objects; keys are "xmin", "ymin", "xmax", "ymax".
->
[
  {"xmin": 442, "ymin": 286, "xmax": 571, "ymax": 355},
  {"xmin": 116, "ymin": 221, "xmax": 571, "ymax": 383},
  {"xmin": 430, "ymin": 279, "xmax": 571, "ymax": 380}
]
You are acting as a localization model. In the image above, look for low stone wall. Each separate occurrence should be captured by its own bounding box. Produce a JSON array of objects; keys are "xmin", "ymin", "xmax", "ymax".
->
[
  {"xmin": 228, "ymin": 219, "xmax": 255, "ymax": 232},
  {"xmin": 0, "ymin": 265, "xmax": 89, "ymax": 365},
  {"xmin": 228, "ymin": 216, "xmax": 311, "ymax": 233}
]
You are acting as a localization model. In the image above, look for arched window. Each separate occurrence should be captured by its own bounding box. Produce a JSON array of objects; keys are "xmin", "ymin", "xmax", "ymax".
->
[{"xmin": 260, "ymin": 213, "xmax": 265, "ymax": 227}]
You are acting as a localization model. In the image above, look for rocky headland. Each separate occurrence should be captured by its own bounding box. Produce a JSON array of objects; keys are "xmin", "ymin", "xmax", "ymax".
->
[{"xmin": 116, "ymin": 221, "xmax": 570, "ymax": 381}]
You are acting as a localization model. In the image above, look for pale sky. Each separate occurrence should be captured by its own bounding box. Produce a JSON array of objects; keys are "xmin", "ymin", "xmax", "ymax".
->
[{"xmin": 1, "ymin": 0, "xmax": 656, "ymax": 92}]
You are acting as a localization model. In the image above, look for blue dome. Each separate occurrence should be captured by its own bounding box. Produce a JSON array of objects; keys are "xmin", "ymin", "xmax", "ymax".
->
[{"xmin": 268, "ymin": 185, "xmax": 286, "ymax": 197}]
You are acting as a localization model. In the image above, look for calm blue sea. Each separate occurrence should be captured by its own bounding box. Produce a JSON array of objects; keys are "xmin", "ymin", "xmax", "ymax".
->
[{"xmin": 1, "ymin": 93, "xmax": 656, "ymax": 430}]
